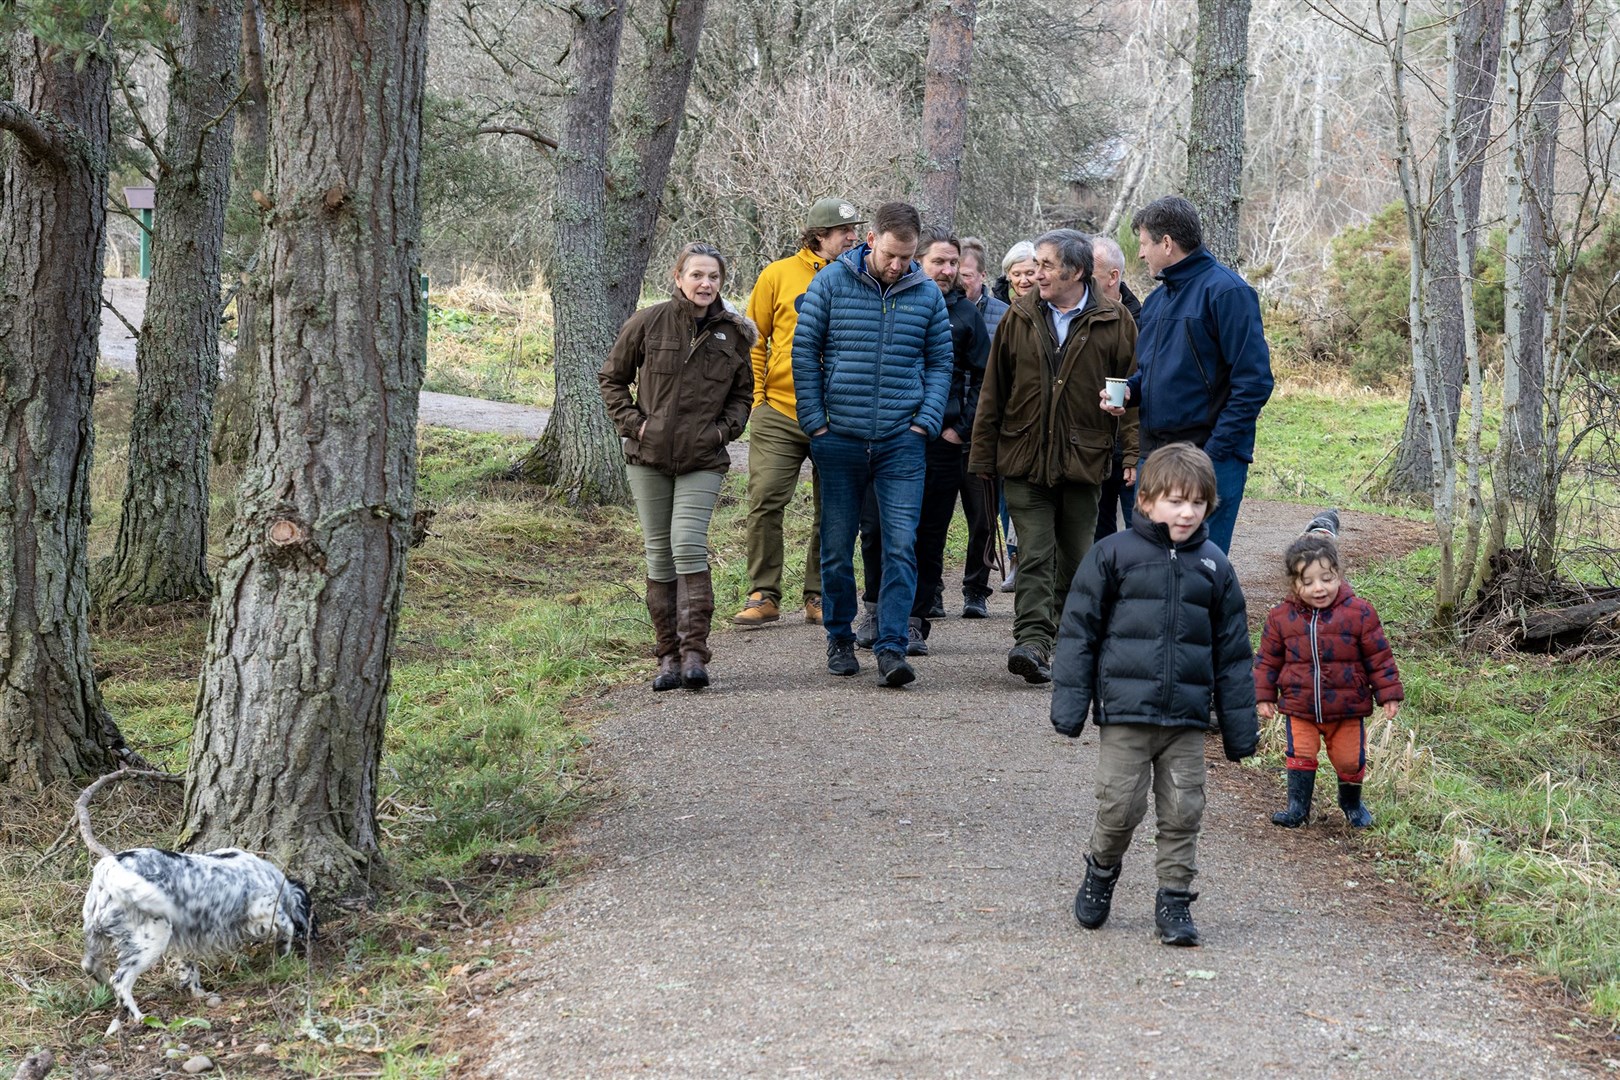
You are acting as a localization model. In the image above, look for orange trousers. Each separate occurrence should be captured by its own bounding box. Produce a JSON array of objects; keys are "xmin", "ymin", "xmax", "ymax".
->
[{"xmin": 1284, "ymin": 715, "xmax": 1366, "ymax": 783}]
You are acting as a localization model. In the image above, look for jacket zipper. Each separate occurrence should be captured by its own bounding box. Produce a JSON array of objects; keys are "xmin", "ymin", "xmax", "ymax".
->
[
  {"xmin": 1162, "ymin": 546, "xmax": 1181, "ymax": 712},
  {"xmin": 1309, "ymin": 609, "xmax": 1324, "ymax": 724}
]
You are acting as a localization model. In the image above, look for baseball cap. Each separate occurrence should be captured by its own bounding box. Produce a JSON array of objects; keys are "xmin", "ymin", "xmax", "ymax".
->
[{"xmin": 806, "ymin": 197, "xmax": 865, "ymax": 230}]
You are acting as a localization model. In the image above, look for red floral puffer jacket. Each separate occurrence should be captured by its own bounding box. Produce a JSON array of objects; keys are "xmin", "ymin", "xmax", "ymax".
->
[{"xmin": 1254, "ymin": 580, "xmax": 1404, "ymax": 723}]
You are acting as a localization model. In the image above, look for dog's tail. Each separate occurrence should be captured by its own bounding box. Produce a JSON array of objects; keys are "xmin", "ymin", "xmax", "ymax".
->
[{"xmin": 76, "ymin": 766, "xmax": 184, "ymax": 861}]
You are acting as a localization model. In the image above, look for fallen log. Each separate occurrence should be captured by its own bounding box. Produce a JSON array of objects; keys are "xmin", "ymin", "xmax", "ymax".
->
[{"xmin": 1517, "ymin": 597, "xmax": 1620, "ymax": 650}]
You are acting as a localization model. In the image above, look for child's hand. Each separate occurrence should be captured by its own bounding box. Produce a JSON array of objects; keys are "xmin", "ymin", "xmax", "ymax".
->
[
  {"xmin": 1257, "ymin": 702, "xmax": 1275, "ymax": 720},
  {"xmin": 1383, "ymin": 701, "xmax": 1400, "ymax": 720}
]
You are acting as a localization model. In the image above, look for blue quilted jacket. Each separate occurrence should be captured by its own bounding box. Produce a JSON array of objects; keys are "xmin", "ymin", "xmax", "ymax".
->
[{"xmin": 791, "ymin": 244, "xmax": 954, "ymax": 440}]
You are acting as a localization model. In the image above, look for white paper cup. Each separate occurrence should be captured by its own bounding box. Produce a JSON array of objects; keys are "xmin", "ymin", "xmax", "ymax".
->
[{"xmin": 1105, "ymin": 377, "xmax": 1128, "ymax": 408}]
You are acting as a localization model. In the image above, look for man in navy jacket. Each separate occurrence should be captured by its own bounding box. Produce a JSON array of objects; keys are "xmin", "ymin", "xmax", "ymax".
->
[
  {"xmin": 793, "ymin": 201, "xmax": 953, "ymax": 687},
  {"xmin": 1104, "ymin": 196, "xmax": 1274, "ymax": 553}
]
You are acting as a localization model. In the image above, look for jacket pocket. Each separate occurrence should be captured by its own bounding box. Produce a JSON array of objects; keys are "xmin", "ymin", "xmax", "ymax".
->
[
  {"xmin": 996, "ymin": 417, "xmax": 1039, "ymax": 478},
  {"xmin": 1059, "ymin": 427, "xmax": 1117, "ymax": 485}
]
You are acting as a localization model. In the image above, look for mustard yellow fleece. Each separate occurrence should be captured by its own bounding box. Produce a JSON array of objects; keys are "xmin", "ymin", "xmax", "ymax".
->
[{"xmin": 745, "ymin": 247, "xmax": 829, "ymax": 419}]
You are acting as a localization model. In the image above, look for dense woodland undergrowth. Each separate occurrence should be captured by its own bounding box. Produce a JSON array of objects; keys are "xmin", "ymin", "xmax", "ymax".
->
[{"xmin": 1, "ymin": 292, "xmax": 1616, "ymax": 1077}]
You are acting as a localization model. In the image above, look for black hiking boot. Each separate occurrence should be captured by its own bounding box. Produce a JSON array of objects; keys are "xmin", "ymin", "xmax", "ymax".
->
[
  {"xmin": 1338, "ymin": 781, "xmax": 1373, "ymax": 828},
  {"xmin": 1155, "ymin": 888, "xmax": 1201, "ymax": 947},
  {"xmin": 961, "ymin": 591, "xmax": 990, "ymax": 619},
  {"xmin": 1073, "ymin": 855, "xmax": 1121, "ymax": 930},
  {"xmin": 926, "ymin": 583, "xmax": 946, "ymax": 620},
  {"xmin": 1272, "ymin": 769, "xmax": 1316, "ymax": 828},
  {"xmin": 854, "ymin": 603, "xmax": 878, "ymax": 650},
  {"xmin": 906, "ymin": 616, "xmax": 929, "ymax": 657},
  {"xmin": 875, "ymin": 649, "xmax": 916, "ymax": 688},
  {"xmin": 1007, "ymin": 643, "xmax": 1051, "ymax": 684},
  {"xmin": 827, "ymin": 639, "xmax": 860, "ymax": 677}
]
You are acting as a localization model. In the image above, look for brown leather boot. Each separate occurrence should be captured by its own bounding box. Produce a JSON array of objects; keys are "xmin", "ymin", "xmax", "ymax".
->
[
  {"xmin": 676, "ymin": 569, "xmax": 714, "ymax": 690},
  {"xmin": 646, "ymin": 578, "xmax": 681, "ymax": 692}
]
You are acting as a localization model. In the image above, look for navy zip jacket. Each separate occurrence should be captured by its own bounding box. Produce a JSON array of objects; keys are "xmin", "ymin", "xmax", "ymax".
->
[
  {"xmin": 1126, "ymin": 247, "xmax": 1274, "ymax": 463},
  {"xmin": 941, "ymin": 286, "xmax": 989, "ymax": 441},
  {"xmin": 1049, "ymin": 513, "xmax": 1258, "ymax": 760},
  {"xmin": 791, "ymin": 243, "xmax": 954, "ymax": 441}
]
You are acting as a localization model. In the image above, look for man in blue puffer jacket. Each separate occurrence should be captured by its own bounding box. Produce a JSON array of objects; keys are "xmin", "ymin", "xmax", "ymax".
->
[
  {"xmin": 1106, "ymin": 196, "xmax": 1274, "ymax": 554},
  {"xmin": 793, "ymin": 201, "xmax": 953, "ymax": 688}
]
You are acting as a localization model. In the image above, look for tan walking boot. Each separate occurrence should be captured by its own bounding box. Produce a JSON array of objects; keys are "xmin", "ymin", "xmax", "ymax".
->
[
  {"xmin": 731, "ymin": 590, "xmax": 780, "ymax": 626},
  {"xmin": 803, "ymin": 595, "xmax": 823, "ymax": 624}
]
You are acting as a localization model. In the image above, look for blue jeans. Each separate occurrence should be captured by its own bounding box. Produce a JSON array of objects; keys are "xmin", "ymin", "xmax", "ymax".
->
[
  {"xmin": 1203, "ymin": 455, "xmax": 1249, "ymax": 554},
  {"xmin": 810, "ymin": 429, "xmax": 926, "ymax": 655}
]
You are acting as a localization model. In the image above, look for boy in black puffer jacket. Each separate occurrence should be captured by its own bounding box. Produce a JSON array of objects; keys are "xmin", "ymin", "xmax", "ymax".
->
[{"xmin": 1049, "ymin": 442, "xmax": 1258, "ymax": 946}]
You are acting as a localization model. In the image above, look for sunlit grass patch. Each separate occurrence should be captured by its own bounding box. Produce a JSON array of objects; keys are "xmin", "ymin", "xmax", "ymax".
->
[{"xmin": 1351, "ymin": 551, "xmax": 1620, "ymax": 1020}]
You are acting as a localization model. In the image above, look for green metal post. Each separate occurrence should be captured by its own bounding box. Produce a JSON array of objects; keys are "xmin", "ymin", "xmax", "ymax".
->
[{"xmin": 139, "ymin": 209, "xmax": 153, "ymax": 278}]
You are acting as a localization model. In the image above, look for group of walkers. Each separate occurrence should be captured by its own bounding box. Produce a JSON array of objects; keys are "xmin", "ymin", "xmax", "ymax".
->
[{"xmin": 597, "ymin": 194, "xmax": 1405, "ymax": 945}]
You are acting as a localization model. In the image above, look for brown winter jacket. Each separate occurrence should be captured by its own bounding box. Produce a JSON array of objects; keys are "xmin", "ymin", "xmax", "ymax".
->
[
  {"xmin": 968, "ymin": 287, "xmax": 1138, "ymax": 487},
  {"xmin": 598, "ymin": 293, "xmax": 756, "ymax": 476}
]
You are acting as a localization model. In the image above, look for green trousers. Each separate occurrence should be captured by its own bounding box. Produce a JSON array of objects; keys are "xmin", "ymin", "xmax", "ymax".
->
[
  {"xmin": 1089, "ymin": 724, "xmax": 1207, "ymax": 891},
  {"xmin": 626, "ymin": 465, "xmax": 724, "ymax": 580},
  {"xmin": 1002, "ymin": 477, "xmax": 1099, "ymax": 650},
  {"xmin": 741, "ymin": 403, "xmax": 821, "ymax": 602}
]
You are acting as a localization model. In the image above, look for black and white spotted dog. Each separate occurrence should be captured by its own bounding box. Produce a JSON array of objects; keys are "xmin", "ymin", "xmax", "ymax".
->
[{"xmin": 81, "ymin": 847, "xmax": 314, "ymax": 1033}]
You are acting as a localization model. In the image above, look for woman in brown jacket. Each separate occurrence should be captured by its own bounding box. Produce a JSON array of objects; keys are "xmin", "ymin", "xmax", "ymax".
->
[{"xmin": 599, "ymin": 243, "xmax": 755, "ymax": 691}]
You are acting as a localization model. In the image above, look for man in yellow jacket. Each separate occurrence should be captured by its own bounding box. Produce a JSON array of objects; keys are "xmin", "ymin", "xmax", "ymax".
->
[{"xmin": 733, "ymin": 198, "xmax": 864, "ymax": 626}]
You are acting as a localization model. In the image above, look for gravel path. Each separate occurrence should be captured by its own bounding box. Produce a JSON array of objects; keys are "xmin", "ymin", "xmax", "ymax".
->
[
  {"xmin": 100, "ymin": 280, "xmax": 1588, "ymax": 1076},
  {"xmin": 101, "ymin": 278, "xmax": 557, "ymax": 440},
  {"xmin": 465, "ymin": 503, "xmax": 1588, "ymax": 1079}
]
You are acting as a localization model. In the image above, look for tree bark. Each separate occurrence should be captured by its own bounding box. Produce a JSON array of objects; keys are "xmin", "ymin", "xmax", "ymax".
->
[
  {"xmin": 1386, "ymin": 0, "xmax": 1503, "ymax": 495},
  {"xmin": 0, "ymin": 20, "xmax": 131, "ymax": 787},
  {"xmin": 182, "ymin": 0, "xmax": 429, "ymax": 896},
  {"xmin": 1509, "ymin": 0, "xmax": 1573, "ymax": 492},
  {"xmin": 1185, "ymin": 0, "xmax": 1251, "ymax": 267},
  {"xmin": 512, "ymin": 0, "xmax": 708, "ymax": 505},
  {"xmin": 95, "ymin": 0, "xmax": 243, "ymax": 610},
  {"xmin": 212, "ymin": 0, "xmax": 269, "ymax": 467},
  {"xmin": 919, "ymin": 0, "xmax": 977, "ymax": 231}
]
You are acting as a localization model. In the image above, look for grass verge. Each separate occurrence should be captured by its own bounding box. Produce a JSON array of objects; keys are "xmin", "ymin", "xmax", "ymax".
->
[
  {"xmin": 1253, "ymin": 543, "xmax": 1620, "ymax": 1038},
  {"xmin": 0, "ymin": 426, "xmax": 648, "ymax": 1078}
]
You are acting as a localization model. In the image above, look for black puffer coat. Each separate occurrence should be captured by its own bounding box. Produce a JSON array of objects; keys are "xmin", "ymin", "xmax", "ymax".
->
[{"xmin": 1049, "ymin": 514, "xmax": 1258, "ymax": 759}]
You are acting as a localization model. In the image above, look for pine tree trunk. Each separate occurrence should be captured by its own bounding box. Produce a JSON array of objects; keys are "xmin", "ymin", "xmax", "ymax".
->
[
  {"xmin": 0, "ymin": 22, "xmax": 129, "ymax": 787},
  {"xmin": 212, "ymin": 0, "xmax": 269, "ymax": 467},
  {"xmin": 1185, "ymin": 0, "xmax": 1250, "ymax": 267},
  {"xmin": 919, "ymin": 0, "xmax": 977, "ymax": 231},
  {"xmin": 182, "ymin": 0, "xmax": 429, "ymax": 894},
  {"xmin": 512, "ymin": 0, "xmax": 708, "ymax": 506},
  {"xmin": 1386, "ymin": 0, "xmax": 1503, "ymax": 495},
  {"xmin": 95, "ymin": 0, "xmax": 243, "ymax": 610}
]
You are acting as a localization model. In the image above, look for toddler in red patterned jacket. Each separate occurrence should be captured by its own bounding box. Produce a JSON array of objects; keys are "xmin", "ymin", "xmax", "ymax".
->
[{"xmin": 1254, "ymin": 530, "xmax": 1403, "ymax": 828}]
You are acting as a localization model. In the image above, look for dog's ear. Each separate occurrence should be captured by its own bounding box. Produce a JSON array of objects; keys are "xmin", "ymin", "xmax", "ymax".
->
[{"xmin": 286, "ymin": 879, "xmax": 317, "ymax": 943}]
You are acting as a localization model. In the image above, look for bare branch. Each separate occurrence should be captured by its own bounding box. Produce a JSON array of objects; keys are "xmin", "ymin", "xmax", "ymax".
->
[
  {"xmin": 102, "ymin": 296, "xmax": 142, "ymax": 341},
  {"xmin": 476, "ymin": 123, "xmax": 559, "ymax": 151},
  {"xmin": 113, "ymin": 56, "xmax": 171, "ymax": 174}
]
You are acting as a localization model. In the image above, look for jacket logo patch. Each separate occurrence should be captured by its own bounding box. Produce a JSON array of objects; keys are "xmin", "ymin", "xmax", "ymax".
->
[
  {"xmin": 714, "ymin": 332, "xmax": 727, "ymax": 340},
  {"xmin": 1201, "ymin": 558, "xmax": 1217, "ymax": 572}
]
